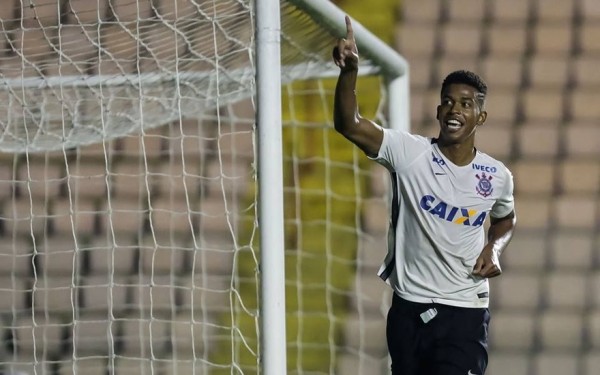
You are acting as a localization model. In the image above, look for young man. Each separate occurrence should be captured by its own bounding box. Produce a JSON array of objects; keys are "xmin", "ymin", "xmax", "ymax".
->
[{"xmin": 333, "ymin": 16, "xmax": 516, "ymax": 375}]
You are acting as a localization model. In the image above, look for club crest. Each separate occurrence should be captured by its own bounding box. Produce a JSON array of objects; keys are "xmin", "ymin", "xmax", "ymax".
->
[{"xmin": 475, "ymin": 173, "xmax": 493, "ymax": 197}]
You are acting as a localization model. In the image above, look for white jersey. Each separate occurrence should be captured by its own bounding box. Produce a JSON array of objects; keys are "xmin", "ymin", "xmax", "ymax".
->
[{"xmin": 370, "ymin": 128, "xmax": 515, "ymax": 308}]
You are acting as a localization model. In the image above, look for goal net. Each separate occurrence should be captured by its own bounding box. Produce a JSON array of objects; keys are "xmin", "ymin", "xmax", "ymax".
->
[{"xmin": 0, "ymin": 0, "xmax": 406, "ymax": 374}]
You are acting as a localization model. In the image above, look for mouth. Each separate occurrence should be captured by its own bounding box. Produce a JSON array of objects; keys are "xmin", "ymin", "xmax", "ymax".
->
[{"xmin": 444, "ymin": 118, "xmax": 463, "ymax": 131}]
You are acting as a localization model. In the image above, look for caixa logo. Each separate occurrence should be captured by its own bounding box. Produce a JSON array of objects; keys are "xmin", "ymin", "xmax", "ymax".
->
[
  {"xmin": 419, "ymin": 195, "xmax": 487, "ymax": 227},
  {"xmin": 472, "ymin": 163, "xmax": 497, "ymax": 173}
]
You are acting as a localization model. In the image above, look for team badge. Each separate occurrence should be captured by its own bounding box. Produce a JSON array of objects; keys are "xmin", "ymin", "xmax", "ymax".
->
[{"xmin": 475, "ymin": 173, "xmax": 493, "ymax": 197}]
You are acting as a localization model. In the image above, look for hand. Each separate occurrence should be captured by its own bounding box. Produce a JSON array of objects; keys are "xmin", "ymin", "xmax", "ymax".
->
[
  {"xmin": 472, "ymin": 245, "xmax": 502, "ymax": 278},
  {"xmin": 332, "ymin": 16, "xmax": 359, "ymax": 72}
]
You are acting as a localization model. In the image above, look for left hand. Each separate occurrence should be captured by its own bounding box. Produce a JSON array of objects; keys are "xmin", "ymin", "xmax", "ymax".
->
[
  {"xmin": 332, "ymin": 16, "xmax": 359, "ymax": 72},
  {"xmin": 472, "ymin": 245, "xmax": 502, "ymax": 278}
]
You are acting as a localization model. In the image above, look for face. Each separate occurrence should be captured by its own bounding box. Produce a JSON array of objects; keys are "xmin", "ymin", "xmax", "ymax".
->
[{"xmin": 436, "ymin": 83, "xmax": 487, "ymax": 145}]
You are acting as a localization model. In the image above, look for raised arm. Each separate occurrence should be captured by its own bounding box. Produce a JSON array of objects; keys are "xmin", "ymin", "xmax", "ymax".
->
[{"xmin": 333, "ymin": 16, "xmax": 383, "ymax": 157}]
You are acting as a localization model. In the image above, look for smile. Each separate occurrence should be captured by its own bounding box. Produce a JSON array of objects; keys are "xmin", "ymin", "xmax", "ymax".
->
[{"xmin": 445, "ymin": 119, "xmax": 462, "ymax": 130}]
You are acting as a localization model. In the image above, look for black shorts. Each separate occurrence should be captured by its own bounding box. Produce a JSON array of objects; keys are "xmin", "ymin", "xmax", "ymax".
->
[{"xmin": 387, "ymin": 293, "xmax": 490, "ymax": 375}]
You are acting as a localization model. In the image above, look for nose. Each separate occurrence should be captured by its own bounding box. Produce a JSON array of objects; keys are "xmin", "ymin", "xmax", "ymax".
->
[{"xmin": 450, "ymin": 101, "xmax": 461, "ymax": 113}]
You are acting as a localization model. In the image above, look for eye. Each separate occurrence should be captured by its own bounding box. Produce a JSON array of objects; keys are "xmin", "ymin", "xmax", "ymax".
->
[{"xmin": 462, "ymin": 101, "xmax": 472, "ymax": 108}]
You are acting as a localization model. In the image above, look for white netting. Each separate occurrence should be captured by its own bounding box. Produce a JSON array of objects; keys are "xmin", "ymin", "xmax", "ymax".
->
[
  {"xmin": 0, "ymin": 0, "xmax": 378, "ymax": 153},
  {"xmin": 0, "ymin": 0, "xmax": 255, "ymax": 152},
  {"xmin": 0, "ymin": 1, "xmax": 392, "ymax": 374}
]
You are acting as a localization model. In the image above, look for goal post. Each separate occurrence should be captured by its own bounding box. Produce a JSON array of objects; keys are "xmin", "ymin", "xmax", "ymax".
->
[
  {"xmin": 256, "ymin": 1, "xmax": 409, "ymax": 374},
  {"xmin": 0, "ymin": 0, "xmax": 408, "ymax": 374},
  {"xmin": 255, "ymin": 0, "xmax": 286, "ymax": 374}
]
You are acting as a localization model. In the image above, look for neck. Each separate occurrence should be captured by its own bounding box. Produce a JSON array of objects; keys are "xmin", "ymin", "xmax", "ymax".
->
[{"xmin": 437, "ymin": 139, "xmax": 476, "ymax": 166}]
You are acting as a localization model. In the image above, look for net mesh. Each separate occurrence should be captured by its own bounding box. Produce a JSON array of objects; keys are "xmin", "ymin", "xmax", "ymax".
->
[
  {"xmin": 0, "ymin": 0, "xmax": 377, "ymax": 153},
  {"xmin": 0, "ymin": 0, "xmax": 391, "ymax": 374}
]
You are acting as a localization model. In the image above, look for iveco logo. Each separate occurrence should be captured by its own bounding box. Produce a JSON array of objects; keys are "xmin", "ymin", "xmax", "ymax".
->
[{"xmin": 472, "ymin": 163, "xmax": 497, "ymax": 173}]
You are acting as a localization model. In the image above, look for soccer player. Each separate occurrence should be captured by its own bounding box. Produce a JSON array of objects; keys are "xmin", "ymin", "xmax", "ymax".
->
[{"xmin": 332, "ymin": 16, "xmax": 517, "ymax": 375}]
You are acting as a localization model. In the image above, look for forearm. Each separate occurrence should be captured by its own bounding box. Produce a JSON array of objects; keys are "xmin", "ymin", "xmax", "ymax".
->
[
  {"xmin": 334, "ymin": 69, "xmax": 361, "ymax": 136},
  {"xmin": 332, "ymin": 17, "xmax": 383, "ymax": 156},
  {"xmin": 486, "ymin": 213, "xmax": 516, "ymax": 257}
]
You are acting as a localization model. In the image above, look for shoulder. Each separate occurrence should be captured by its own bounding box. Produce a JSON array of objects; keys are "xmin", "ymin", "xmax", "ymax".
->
[
  {"xmin": 473, "ymin": 150, "xmax": 512, "ymax": 178},
  {"xmin": 382, "ymin": 128, "xmax": 432, "ymax": 147},
  {"xmin": 473, "ymin": 152, "xmax": 514, "ymax": 199}
]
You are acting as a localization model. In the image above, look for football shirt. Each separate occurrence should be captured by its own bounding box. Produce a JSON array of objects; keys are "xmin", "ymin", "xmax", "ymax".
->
[{"xmin": 370, "ymin": 128, "xmax": 514, "ymax": 308}]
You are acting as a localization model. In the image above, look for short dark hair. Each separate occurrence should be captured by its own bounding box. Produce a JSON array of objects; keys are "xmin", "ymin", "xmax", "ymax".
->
[{"xmin": 441, "ymin": 70, "xmax": 487, "ymax": 107}]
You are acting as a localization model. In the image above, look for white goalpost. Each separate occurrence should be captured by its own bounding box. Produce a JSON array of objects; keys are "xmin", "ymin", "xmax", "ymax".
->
[
  {"xmin": 255, "ymin": 0, "xmax": 286, "ymax": 373},
  {"xmin": 0, "ymin": 0, "xmax": 408, "ymax": 374}
]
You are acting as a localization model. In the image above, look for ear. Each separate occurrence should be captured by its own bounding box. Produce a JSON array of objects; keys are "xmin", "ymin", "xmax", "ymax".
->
[
  {"xmin": 436, "ymin": 105, "xmax": 441, "ymax": 120},
  {"xmin": 477, "ymin": 111, "xmax": 487, "ymax": 126}
]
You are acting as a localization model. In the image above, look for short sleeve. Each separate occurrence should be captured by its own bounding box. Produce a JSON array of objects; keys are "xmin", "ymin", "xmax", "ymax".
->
[
  {"xmin": 490, "ymin": 168, "xmax": 515, "ymax": 218},
  {"xmin": 368, "ymin": 128, "xmax": 430, "ymax": 171}
]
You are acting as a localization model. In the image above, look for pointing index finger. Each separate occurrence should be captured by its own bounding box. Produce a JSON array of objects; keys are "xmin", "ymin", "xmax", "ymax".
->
[{"xmin": 345, "ymin": 15, "xmax": 354, "ymax": 40}]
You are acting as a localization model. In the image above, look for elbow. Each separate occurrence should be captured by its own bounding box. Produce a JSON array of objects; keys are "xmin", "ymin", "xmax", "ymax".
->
[
  {"xmin": 333, "ymin": 121, "xmax": 345, "ymax": 137},
  {"xmin": 490, "ymin": 211, "xmax": 517, "ymax": 235},
  {"xmin": 333, "ymin": 116, "xmax": 344, "ymax": 134},
  {"xmin": 333, "ymin": 115, "xmax": 358, "ymax": 137},
  {"xmin": 508, "ymin": 212, "xmax": 517, "ymax": 230}
]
